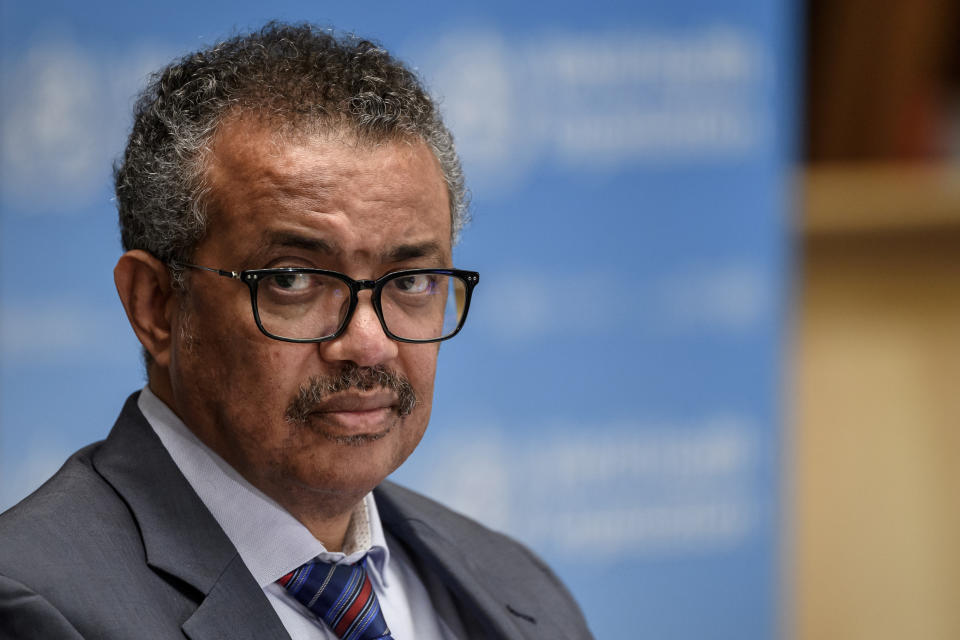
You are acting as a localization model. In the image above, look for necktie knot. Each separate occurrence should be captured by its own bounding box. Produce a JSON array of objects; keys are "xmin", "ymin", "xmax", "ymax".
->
[{"xmin": 278, "ymin": 557, "xmax": 393, "ymax": 640}]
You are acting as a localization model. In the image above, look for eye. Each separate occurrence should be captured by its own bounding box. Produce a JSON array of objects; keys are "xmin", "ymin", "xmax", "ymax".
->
[
  {"xmin": 272, "ymin": 272, "xmax": 313, "ymax": 292},
  {"xmin": 391, "ymin": 274, "xmax": 435, "ymax": 294}
]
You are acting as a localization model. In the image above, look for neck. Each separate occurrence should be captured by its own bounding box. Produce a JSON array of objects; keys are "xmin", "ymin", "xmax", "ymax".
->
[{"xmin": 280, "ymin": 492, "xmax": 363, "ymax": 551}]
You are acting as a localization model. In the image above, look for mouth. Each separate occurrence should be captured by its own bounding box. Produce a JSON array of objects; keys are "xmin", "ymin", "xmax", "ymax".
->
[
  {"xmin": 299, "ymin": 392, "xmax": 399, "ymax": 442},
  {"xmin": 315, "ymin": 392, "xmax": 398, "ymax": 414}
]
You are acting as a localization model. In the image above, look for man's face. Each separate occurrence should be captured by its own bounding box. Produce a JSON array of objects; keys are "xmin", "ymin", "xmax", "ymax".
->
[{"xmin": 164, "ymin": 120, "xmax": 451, "ymax": 511}]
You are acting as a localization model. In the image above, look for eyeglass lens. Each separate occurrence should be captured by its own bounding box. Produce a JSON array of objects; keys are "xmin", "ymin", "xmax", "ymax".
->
[{"xmin": 255, "ymin": 272, "xmax": 468, "ymax": 341}]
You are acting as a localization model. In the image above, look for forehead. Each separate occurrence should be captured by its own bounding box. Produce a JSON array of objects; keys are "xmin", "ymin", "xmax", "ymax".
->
[{"xmin": 200, "ymin": 119, "xmax": 452, "ymax": 264}]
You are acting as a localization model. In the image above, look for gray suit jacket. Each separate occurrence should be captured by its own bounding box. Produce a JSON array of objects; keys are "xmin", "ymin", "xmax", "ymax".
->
[{"xmin": 0, "ymin": 394, "xmax": 592, "ymax": 639}]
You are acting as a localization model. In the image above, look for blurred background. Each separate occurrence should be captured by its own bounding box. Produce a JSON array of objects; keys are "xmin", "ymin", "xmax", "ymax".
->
[
  {"xmin": 798, "ymin": 1, "xmax": 959, "ymax": 638},
  {"xmin": 0, "ymin": 1, "xmax": 956, "ymax": 638}
]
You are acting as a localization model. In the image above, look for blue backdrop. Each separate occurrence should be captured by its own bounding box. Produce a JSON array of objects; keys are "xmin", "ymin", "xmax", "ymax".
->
[{"xmin": 0, "ymin": 1, "xmax": 798, "ymax": 637}]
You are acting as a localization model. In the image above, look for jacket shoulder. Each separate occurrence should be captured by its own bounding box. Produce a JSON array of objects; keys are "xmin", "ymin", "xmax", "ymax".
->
[
  {"xmin": 0, "ymin": 441, "xmax": 144, "ymax": 578},
  {"xmin": 0, "ymin": 438, "xmax": 201, "ymax": 639}
]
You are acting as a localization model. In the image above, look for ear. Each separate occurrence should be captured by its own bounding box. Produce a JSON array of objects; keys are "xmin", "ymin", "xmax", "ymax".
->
[{"xmin": 114, "ymin": 250, "xmax": 176, "ymax": 369}]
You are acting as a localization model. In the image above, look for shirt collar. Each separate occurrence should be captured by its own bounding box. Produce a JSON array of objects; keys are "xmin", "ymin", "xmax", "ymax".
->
[{"xmin": 137, "ymin": 386, "xmax": 392, "ymax": 588}]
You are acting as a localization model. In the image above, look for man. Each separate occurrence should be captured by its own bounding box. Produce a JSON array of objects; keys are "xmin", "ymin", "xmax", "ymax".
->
[{"xmin": 0, "ymin": 22, "xmax": 592, "ymax": 640}]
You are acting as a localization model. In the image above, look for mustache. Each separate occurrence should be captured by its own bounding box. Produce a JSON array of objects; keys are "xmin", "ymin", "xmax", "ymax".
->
[{"xmin": 285, "ymin": 364, "xmax": 417, "ymax": 424}]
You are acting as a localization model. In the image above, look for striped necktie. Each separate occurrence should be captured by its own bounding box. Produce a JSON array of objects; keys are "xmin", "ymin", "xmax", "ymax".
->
[{"xmin": 278, "ymin": 557, "xmax": 393, "ymax": 640}]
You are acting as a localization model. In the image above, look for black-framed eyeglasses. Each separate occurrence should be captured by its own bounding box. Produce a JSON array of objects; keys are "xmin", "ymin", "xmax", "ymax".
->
[{"xmin": 170, "ymin": 261, "xmax": 480, "ymax": 344}]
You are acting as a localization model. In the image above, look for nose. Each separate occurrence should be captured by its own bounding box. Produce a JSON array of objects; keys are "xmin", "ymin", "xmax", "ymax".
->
[{"xmin": 319, "ymin": 292, "xmax": 399, "ymax": 367}]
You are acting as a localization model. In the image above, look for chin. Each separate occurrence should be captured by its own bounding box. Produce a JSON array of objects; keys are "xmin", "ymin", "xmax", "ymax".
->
[
  {"xmin": 286, "ymin": 447, "xmax": 401, "ymax": 495},
  {"xmin": 269, "ymin": 415, "xmax": 426, "ymax": 497},
  {"xmin": 309, "ymin": 422, "xmax": 393, "ymax": 447}
]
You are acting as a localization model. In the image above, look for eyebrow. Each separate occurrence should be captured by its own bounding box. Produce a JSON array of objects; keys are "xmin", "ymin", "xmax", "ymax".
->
[
  {"xmin": 384, "ymin": 242, "xmax": 445, "ymax": 263},
  {"xmin": 262, "ymin": 231, "xmax": 338, "ymax": 256},
  {"xmin": 255, "ymin": 232, "xmax": 444, "ymax": 265}
]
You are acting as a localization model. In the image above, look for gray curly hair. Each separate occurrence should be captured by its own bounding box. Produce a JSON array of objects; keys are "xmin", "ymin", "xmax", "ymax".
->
[{"xmin": 114, "ymin": 22, "xmax": 469, "ymax": 264}]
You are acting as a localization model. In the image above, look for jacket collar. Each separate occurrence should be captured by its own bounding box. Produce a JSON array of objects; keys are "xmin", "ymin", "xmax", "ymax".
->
[{"xmin": 92, "ymin": 393, "xmax": 290, "ymax": 640}]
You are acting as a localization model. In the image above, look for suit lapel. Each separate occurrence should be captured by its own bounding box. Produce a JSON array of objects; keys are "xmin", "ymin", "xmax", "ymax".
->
[
  {"xmin": 92, "ymin": 394, "xmax": 290, "ymax": 640},
  {"xmin": 375, "ymin": 483, "xmax": 534, "ymax": 640},
  {"xmin": 181, "ymin": 554, "xmax": 290, "ymax": 640}
]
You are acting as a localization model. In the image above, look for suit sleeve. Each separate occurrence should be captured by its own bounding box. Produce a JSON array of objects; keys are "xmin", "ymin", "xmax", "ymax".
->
[{"xmin": 0, "ymin": 574, "xmax": 84, "ymax": 640}]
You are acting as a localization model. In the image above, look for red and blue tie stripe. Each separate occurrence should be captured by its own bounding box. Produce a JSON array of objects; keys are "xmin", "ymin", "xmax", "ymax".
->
[{"xmin": 278, "ymin": 557, "xmax": 392, "ymax": 640}]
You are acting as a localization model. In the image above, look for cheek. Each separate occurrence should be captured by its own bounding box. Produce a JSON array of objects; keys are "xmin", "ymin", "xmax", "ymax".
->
[
  {"xmin": 403, "ymin": 344, "xmax": 440, "ymax": 418},
  {"xmin": 176, "ymin": 296, "xmax": 314, "ymax": 420},
  {"xmin": 406, "ymin": 343, "xmax": 439, "ymax": 388}
]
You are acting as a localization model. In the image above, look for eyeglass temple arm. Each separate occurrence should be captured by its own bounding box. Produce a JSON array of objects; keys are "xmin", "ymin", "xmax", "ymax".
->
[{"xmin": 169, "ymin": 261, "xmax": 241, "ymax": 280}]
